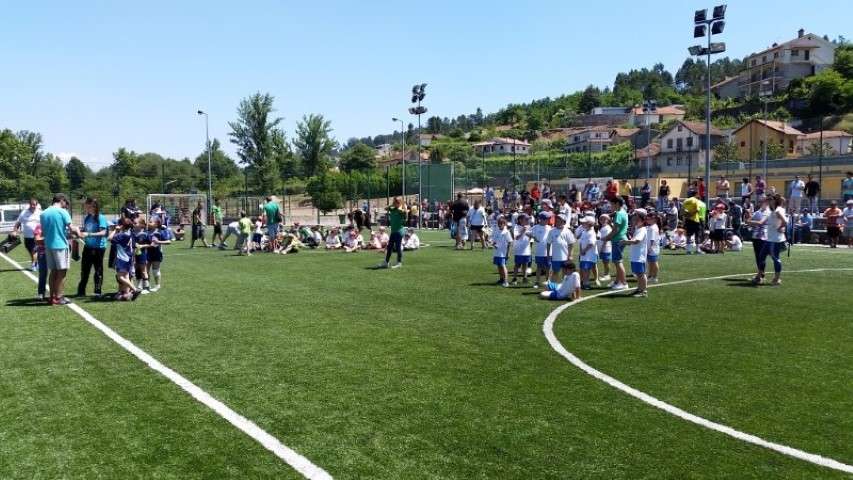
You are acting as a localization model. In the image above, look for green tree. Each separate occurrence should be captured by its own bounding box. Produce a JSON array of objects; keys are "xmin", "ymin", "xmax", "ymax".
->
[
  {"xmin": 306, "ymin": 173, "xmax": 342, "ymax": 213},
  {"xmin": 294, "ymin": 114, "xmax": 337, "ymax": 177},
  {"xmin": 833, "ymin": 44, "xmax": 853, "ymax": 79},
  {"xmin": 578, "ymin": 85, "xmax": 601, "ymax": 113},
  {"xmin": 805, "ymin": 141, "xmax": 835, "ymax": 157},
  {"xmin": 712, "ymin": 141, "xmax": 738, "ymax": 168},
  {"xmin": 111, "ymin": 148, "xmax": 139, "ymax": 178},
  {"xmin": 65, "ymin": 156, "xmax": 91, "ymax": 191},
  {"xmin": 194, "ymin": 138, "xmax": 240, "ymax": 182},
  {"xmin": 338, "ymin": 142, "xmax": 377, "ymax": 173},
  {"xmin": 228, "ymin": 92, "xmax": 283, "ymax": 193}
]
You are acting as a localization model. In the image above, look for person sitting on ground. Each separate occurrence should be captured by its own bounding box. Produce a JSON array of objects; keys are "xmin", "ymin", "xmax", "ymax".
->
[
  {"xmin": 669, "ymin": 228, "xmax": 687, "ymax": 250},
  {"xmin": 367, "ymin": 229, "xmax": 384, "ymax": 250},
  {"xmin": 342, "ymin": 226, "xmax": 364, "ymax": 253},
  {"xmin": 311, "ymin": 226, "xmax": 323, "ymax": 247},
  {"xmin": 403, "ymin": 228, "xmax": 421, "ymax": 251},
  {"xmin": 726, "ymin": 231, "xmax": 743, "ymax": 252},
  {"xmin": 325, "ymin": 227, "xmax": 342, "ymax": 249},
  {"xmin": 276, "ymin": 231, "xmax": 304, "ymax": 255},
  {"xmin": 539, "ymin": 261, "xmax": 581, "ymax": 301},
  {"xmin": 173, "ymin": 225, "xmax": 185, "ymax": 241}
]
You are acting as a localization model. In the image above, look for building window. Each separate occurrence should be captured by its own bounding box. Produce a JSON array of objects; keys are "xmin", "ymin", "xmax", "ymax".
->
[
  {"xmin": 789, "ymin": 140, "xmax": 794, "ymax": 152},
  {"xmin": 804, "ymin": 50, "xmax": 810, "ymax": 60},
  {"xmin": 774, "ymin": 51, "xmax": 779, "ymax": 59},
  {"xmin": 687, "ymin": 137, "xmax": 694, "ymax": 148},
  {"xmin": 676, "ymin": 138, "xmax": 683, "ymax": 150},
  {"xmin": 740, "ymin": 141, "xmax": 746, "ymax": 147},
  {"xmin": 791, "ymin": 49, "xmax": 799, "ymax": 57},
  {"xmin": 762, "ymin": 55, "xmax": 767, "ymax": 63},
  {"xmin": 677, "ymin": 125, "xmax": 683, "ymax": 132},
  {"xmin": 667, "ymin": 139, "xmax": 673, "ymax": 148},
  {"xmin": 676, "ymin": 156, "xmax": 682, "ymax": 166},
  {"xmin": 602, "ymin": 144, "xmax": 608, "ymax": 151},
  {"xmin": 666, "ymin": 156, "xmax": 672, "ymax": 166},
  {"xmin": 751, "ymin": 59, "xmax": 756, "ymax": 66}
]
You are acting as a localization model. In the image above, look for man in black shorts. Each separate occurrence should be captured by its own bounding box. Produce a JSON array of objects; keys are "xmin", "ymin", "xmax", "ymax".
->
[{"xmin": 450, "ymin": 193, "xmax": 469, "ymax": 250}]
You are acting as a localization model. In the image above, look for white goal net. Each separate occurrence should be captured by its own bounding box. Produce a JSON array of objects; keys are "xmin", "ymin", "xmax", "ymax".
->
[{"xmin": 147, "ymin": 194, "xmax": 207, "ymax": 226}]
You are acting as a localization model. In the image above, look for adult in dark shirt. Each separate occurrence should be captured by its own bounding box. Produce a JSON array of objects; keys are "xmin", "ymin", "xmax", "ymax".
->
[
  {"xmin": 121, "ymin": 198, "xmax": 141, "ymax": 221},
  {"xmin": 190, "ymin": 202, "xmax": 209, "ymax": 248},
  {"xmin": 804, "ymin": 174, "xmax": 820, "ymax": 212},
  {"xmin": 657, "ymin": 180, "xmax": 670, "ymax": 210},
  {"xmin": 450, "ymin": 193, "xmax": 469, "ymax": 249}
]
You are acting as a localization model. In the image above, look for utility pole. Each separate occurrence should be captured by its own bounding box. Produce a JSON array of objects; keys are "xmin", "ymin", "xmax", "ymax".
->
[{"xmin": 409, "ymin": 83, "xmax": 427, "ymax": 227}]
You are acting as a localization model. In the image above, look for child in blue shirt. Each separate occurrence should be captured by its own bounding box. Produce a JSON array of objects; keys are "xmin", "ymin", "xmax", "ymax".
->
[
  {"xmin": 147, "ymin": 218, "xmax": 172, "ymax": 292},
  {"xmin": 132, "ymin": 218, "xmax": 152, "ymax": 293},
  {"xmin": 109, "ymin": 218, "xmax": 139, "ymax": 301}
]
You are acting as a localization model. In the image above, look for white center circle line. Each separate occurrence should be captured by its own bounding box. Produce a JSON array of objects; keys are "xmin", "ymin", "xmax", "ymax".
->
[{"xmin": 543, "ymin": 268, "xmax": 853, "ymax": 474}]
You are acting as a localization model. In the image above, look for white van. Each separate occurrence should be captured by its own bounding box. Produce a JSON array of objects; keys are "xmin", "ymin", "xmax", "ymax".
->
[{"xmin": 0, "ymin": 204, "xmax": 28, "ymax": 234}]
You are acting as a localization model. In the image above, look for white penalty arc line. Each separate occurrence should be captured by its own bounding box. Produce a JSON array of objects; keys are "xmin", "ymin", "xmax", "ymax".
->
[
  {"xmin": 543, "ymin": 267, "xmax": 853, "ymax": 474},
  {"xmin": 0, "ymin": 252, "xmax": 332, "ymax": 480}
]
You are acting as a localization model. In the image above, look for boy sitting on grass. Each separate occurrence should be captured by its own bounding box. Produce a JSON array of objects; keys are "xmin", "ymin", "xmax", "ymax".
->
[{"xmin": 539, "ymin": 261, "xmax": 581, "ymax": 301}]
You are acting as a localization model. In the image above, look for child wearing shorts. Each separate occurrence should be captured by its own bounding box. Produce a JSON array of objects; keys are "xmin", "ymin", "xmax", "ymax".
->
[
  {"xmin": 645, "ymin": 212, "xmax": 661, "ymax": 283},
  {"xmin": 109, "ymin": 219, "xmax": 140, "ymax": 301},
  {"xmin": 511, "ymin": 214, "xmax": 532, "ymax": 285},
  {"xmin": 545, "ymin": 214, "xmax": 576, "ymax": 289},
  {"xmin": 577, "ymin": 216, "xmax": 598, "ymax": 290},
  {"xmin": 539, "ymin": 261, "xmax": 581, "ymax": 301},
  {"xmin": 492, "ymin": 216, "xmax": 512, "ymax": 288},
  {"xmin": 620, "ymin": 209, "xmax": 649, "ymax": 298},
  {"xmin": 528, "ymin": 211, "xmax": 552, "ymax": 289}
]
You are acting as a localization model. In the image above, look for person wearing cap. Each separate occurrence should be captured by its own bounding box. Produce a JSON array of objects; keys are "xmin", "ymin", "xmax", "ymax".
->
[
  {"xmin": 843, "ymin": 199, "xmax": 853, "ymax": 248},
  {"xmin": 620, "ymin": 208, "xmax": 649, "ymax": 297},
  {"xmin": 823, "ymin": 200, "xmax": 843, "ymax": 248},
  {"xmin": 604, "ymin": 196, "xmax": 629, "ymax": 290},
  {"xmin": 545, "ymin": 213, "xmax": 576, "ymax": 288},
  {"xmin": 577, "ymin": 216, "xmax": 598, "ymax": 290},
  {"xmin": 528, "ymin": 211, "xmax": 553, "ymax": 289}
]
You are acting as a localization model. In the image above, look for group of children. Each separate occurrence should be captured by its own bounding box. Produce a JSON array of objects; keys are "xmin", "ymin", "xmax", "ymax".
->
[
  {"xmin": 323, "ymin": 225, "xmax": 420, "ymax": 253},
  {"xmin": 108, "ymin": 216, "xmax": 172, "ymax": 300},
  {"xmin": 490, "ymin": 206, "xmax": 663, "ymax": 300}
]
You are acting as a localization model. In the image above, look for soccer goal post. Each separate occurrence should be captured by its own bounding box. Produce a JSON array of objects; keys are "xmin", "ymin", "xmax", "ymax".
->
[{"xmin": 147, "ymin": 194, "xmax": 207, "ymax": 226}]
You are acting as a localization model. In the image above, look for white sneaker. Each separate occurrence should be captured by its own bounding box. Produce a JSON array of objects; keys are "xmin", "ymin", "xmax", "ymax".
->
[
  {"xmin": 391, "ymin": 263, "xmax": 402, "ymax": 269},
  {"xmin": 532, "ymin": 283, "xmax": 539, "ymax": 289},
  {"xmin": 376, "ymin": 261, "xmax": 389, "ymax": 269},
  {"xmin": 149, "ymin": 286, "xmax": 160, "ymax": 293},
  {"xmin": 140, "ymin": 289, "xmax": 150, "ymax": 295},
  {"xmin": 599, "ymin": 275, "xmax": 611, "ymax": 282},
  {"xmin": 594, "ymin": 279, "xmax": 601, "ymax": 287},
  {"xmin": 611, "ymin": 283, "xmax": 629, "ymax": 291},
  {"xmin": 649, "ymin": 277, "xmax": 658, "ymax": 284},
  {"xmin": 501, "ymin": 282, "xmax": 509, "ymax": 288}
]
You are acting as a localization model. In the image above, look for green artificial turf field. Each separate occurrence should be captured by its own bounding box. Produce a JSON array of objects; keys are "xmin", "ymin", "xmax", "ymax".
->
[{"xmin": 1, "ymin": 230, "xmax": 851, "ymax": 479}]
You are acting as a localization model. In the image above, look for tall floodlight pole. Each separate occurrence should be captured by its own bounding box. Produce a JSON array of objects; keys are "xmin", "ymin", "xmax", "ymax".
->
[
  {"xmin": 392, "ymin": 118, "xmax": 406, "ymax": 198},
  {"xmin": 197, "ymin": 110, "xmax": 212, "ymax": 215},
  {"xmin": 409, "ymin": 83, "xmax": 428, "ymax": 228},
  {"xmin": 689, "ymin": 4, "xmax": 726, "ymax": 206},
  {"xmin": 759, "ymin": 81, "xmax": 771, "ymax": 180},
  {"xmin": 643, "ymin": 99, "xmax": 657, "ymax": 179}
]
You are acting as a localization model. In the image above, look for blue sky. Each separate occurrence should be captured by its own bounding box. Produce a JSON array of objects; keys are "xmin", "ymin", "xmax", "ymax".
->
[{"xmin": 2, "ymin": 0, "xmax": 850, "ymax": 169}]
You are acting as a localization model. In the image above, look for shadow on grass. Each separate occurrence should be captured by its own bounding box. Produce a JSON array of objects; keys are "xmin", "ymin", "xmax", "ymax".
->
[
  {"xmin": 5, "ymin": 298, "xmax": 49, "ymax": 307},
  {"xmin": 0, "ymin": 268, "xmax": 25, "ymax": 273}
]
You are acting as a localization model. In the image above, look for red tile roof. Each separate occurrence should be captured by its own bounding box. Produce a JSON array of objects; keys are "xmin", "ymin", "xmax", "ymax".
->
[
  {"xmin": 634, "ymin": 143, "xmax": 661, "ymax": 159},
  {"xmin": 677, "ymin": 121, "xmax": 725, "ymax": 137}
]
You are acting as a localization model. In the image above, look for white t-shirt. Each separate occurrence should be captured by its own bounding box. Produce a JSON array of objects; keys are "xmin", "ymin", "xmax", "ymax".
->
[
  {"xmin": 729, "ymin": 235, "xmax": 743, "ymax": 251},
  {"xmin": 254, "ymin": 220, "xmax": 263, "ymax": 235},
  {"xmin": 555, "ymin": 271, "xmax": 581, "ymax": 299},
  {"xmin": 547, "ymin": 226, "xmax": 576, "ymax": 262},
  {"xmin": 529, "ymin": 224, "xmax": 552, "ymax": 257},
  {"xmin": 766, "ymin": 207, "xmax": 787, "ymax": 243},
  {"xmin": 647, "ymin": 223, "xmax": 660, "ymax": 255},
  {"xmin": 227, "ymin": 221, "xmax": 239, "ymax": 230},
  {"xmin": 493, "ymin": 227, "xmax": 513, "ymax": 258},
  {"xmin": 630, "ymin": 226, "xmax": 648, "ymax": 263},
  {"xmin": 579, "ymin": 228, "xmax": 598, "ymax": 262},
  {"xmin": 468, "ymin": 207, "xmax": 486, "ymax": 226},
  {"xmin": 710, "ymin": 212, "xmax": 727, "ymax": 230},
  {"xmin": 740, "ymin": 182, "xmax": 751, "ymax": 196},
  {"xmin": 325, "ymin": 234, "xmax": 341, "ymax": 247},
  {"xmin": 597, "ymin": 225, "xmax": 612, "ymax": 253},
  {"xmin": 843, "ymin": 207, "xmax": 853, "ymax": 228},
  {"xmin": 404, "ymin": 233, "xmax": 420, "ymax": 249},
  {"xmin": 513, "ymin": 226, "xmax": 532, "ymax": 256},
  {"xmin": 16, "ymin": 208, "xmax": 41, "ymax": 238},
  {"xmin": 790, "ymin": 180, "xmax": 805, "ymax": 198}
]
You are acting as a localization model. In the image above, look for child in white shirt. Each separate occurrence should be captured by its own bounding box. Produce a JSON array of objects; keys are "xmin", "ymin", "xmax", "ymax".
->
[
  {"xmin": 620, "ymin": 209, "xmax": 649, "ymax": 297},
  {"xmin": 726, "ymin": 231, "xmax": 743, "ymax": 252},
  {"xmin": 527, "ymin": 211, "xmax": 552, "ymax": 289},
  {"xmin": 539, "ymin": 261, "xmax": 581, "ymax": 301},
  {"xmin": 492, "ymin": 216, "xmax": 513, "ymax": 287},
  {"xmin": 343, "ymin": 227, "xmax": 364, "ymax": 253},
  {"xmin": 325, "ymin": 228, "xmax": 342, "ymax": 249},
  {"xmin": 511, "ymin": 214, "xmax": 532, "ymax": 285},
  {"xmin": 670, "ymin": 228, "xmax": 687, "ymax": 250},
  {"xmin": 597, "ymin": 214, "xmax": 612, "ymax": 282},
  {"xmin": 577, "ymin": 216, "xmax": 598, "ymax": 289},
  {"xmin": 645, "ymin": 212, "xmax": 661, "ymax": 283},
  {"xmin": 546, "ymin": 214, "xmax": 576, "ymax": 289},
  {"xmin": 403, "ymin": 228, "xmax": 420, "ymax": 250}
]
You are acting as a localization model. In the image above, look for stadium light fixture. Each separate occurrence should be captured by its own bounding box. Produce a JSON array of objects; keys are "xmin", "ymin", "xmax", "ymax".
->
[
  {"xmin": 694, "ymin": 9, "xmax": 707, "ymax": 23},
  {"xmin": 712, "ymin": 4, "xmax": 726, "ymax": 19},
  {"xmin": 711, "ymin": 20, "xmax": 725, "ymax": 35}
]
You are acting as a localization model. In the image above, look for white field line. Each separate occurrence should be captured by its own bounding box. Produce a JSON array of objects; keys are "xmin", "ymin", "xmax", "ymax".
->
[
  {"xmin": 543, "ymin": 267, "xmax": 853, "ymax": 474},
  {"xmin": 0, "ymin": 252, "xmax": 332, "ymax": 480}
]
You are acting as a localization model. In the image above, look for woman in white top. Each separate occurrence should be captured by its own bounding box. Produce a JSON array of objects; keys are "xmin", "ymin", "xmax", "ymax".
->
[
  {"xmin": 467, "ymin": 200, "xmax": 487, "ymax": 249},
  {"xmin": 756, "ymin": 195, "xmax": 787, "ymax": 285}
]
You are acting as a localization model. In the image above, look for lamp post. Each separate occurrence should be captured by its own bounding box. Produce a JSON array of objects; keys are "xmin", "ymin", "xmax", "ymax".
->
[
  {"xmin": 409, "ymin": 83, "xmax": 427, "ymax": 227},
  {"xmin": 392, "ymin": 117, "xmax": 406, "ymax": 198},
  {"xmin": 759, "ymin": 81, "xmax": 772, "ymax": 181},
  {"xmin": 197, "ymin": 110, "xmax": 213, "ymax": 217},
  {"xmin": 688, "ymin": 4, "xmax": 726, "ymax": 207},
  {"xmin": 642, "ymin": 99, "xmax": 657, "ymax": 179}
]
